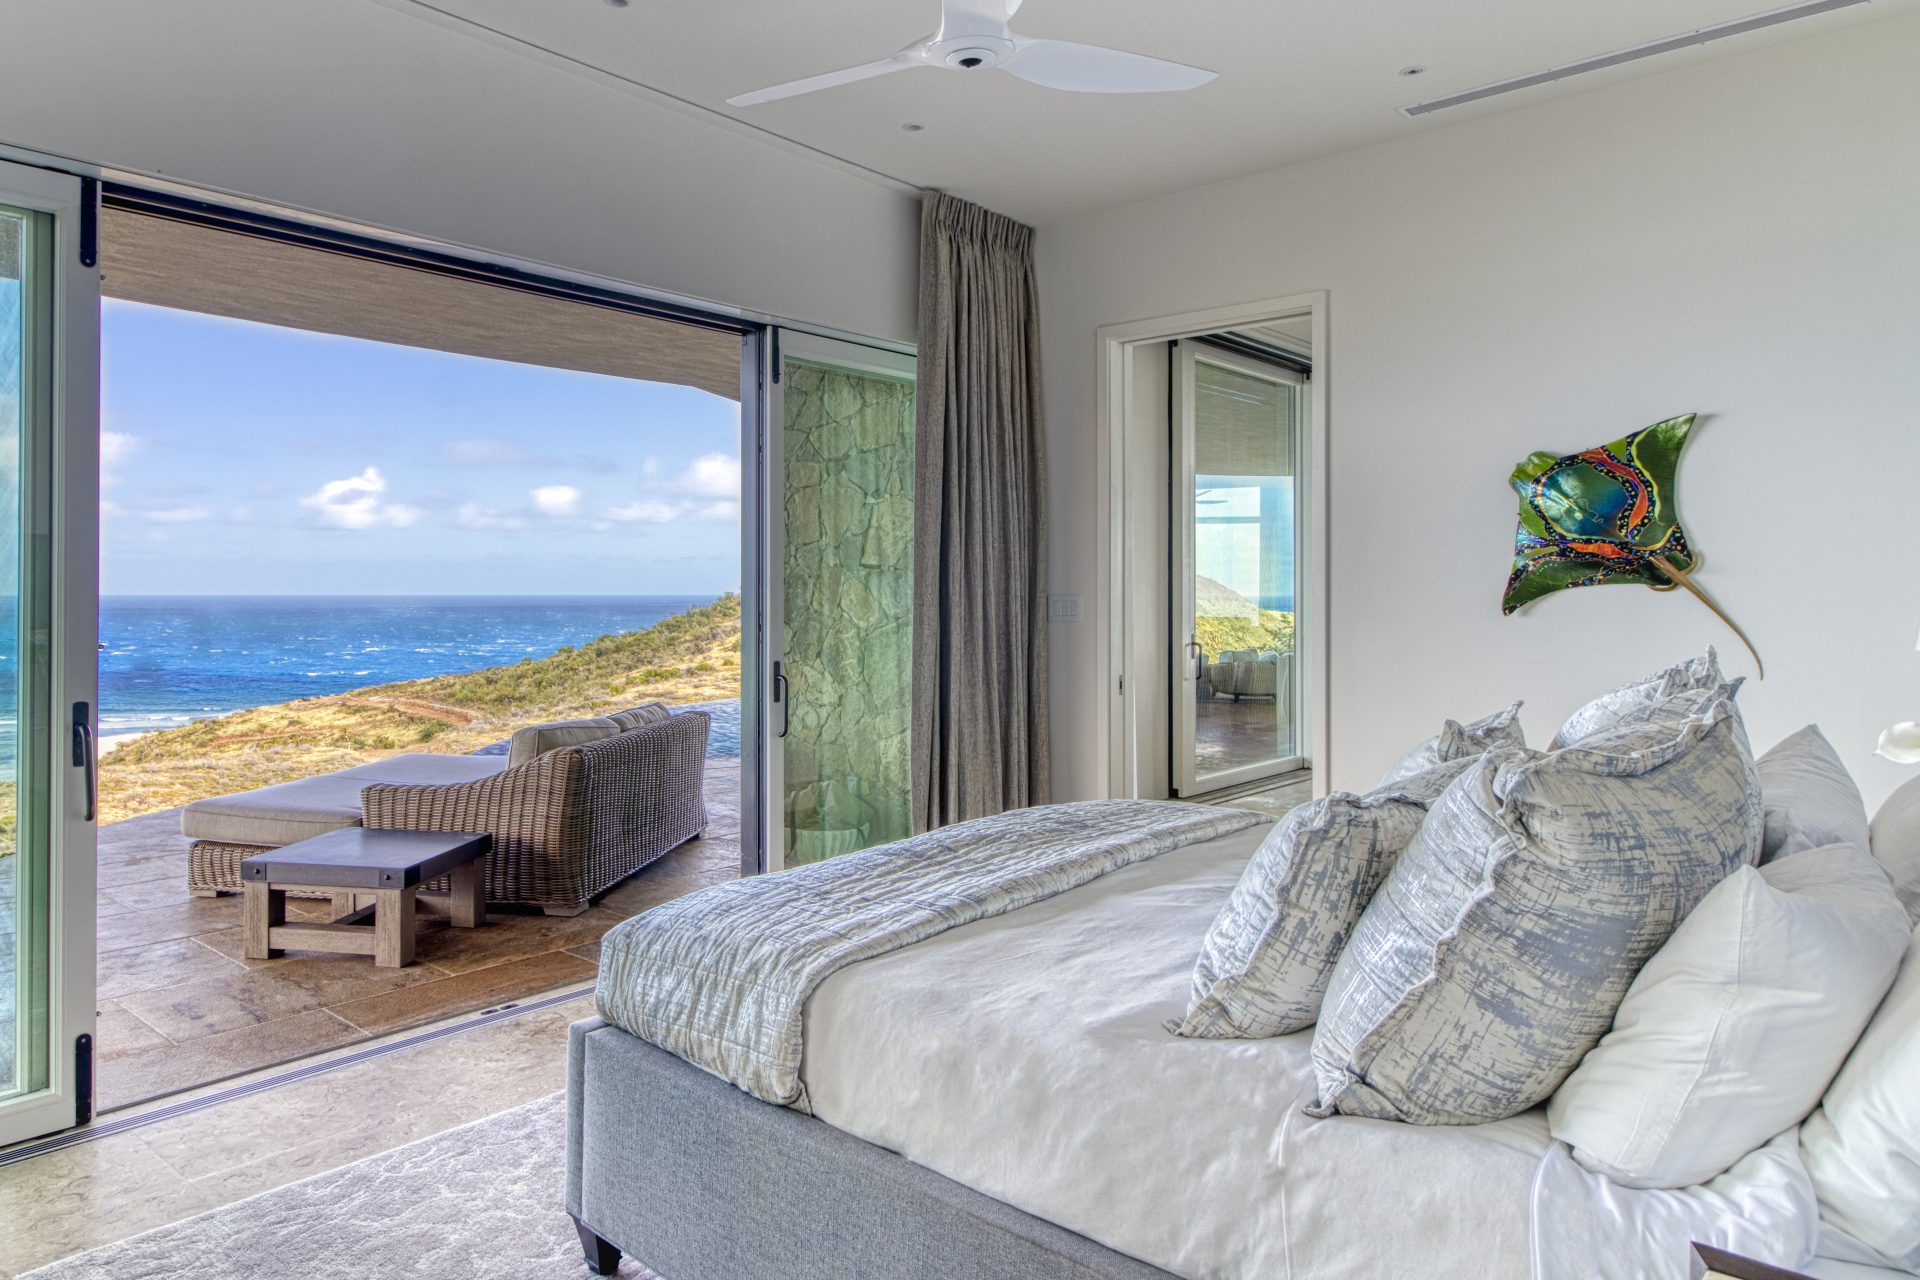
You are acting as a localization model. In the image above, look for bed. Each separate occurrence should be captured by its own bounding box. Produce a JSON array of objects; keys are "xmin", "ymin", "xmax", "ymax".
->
[{"xmin": 566, "ymin": 813, "xmax": 1897, "ymax": 1279}]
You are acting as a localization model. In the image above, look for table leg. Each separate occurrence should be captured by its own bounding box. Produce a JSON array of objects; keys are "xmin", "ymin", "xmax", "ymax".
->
[
  {"xmin": 373, "ymin": 886, "xmax": 418, "ymax": 967},
  {"xmin": 244, "ymin": 883, "xmax": 286, "ymax": 960},
  {"xmin": 448, "ymin": 860, "xmax": 485, "ymax": 928},
  {"xmin": 331, "ymin": 892, "xmax": 364, "ymax": 920}
]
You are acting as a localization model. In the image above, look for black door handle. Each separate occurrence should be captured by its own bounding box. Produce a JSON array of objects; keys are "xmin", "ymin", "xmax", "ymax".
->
[
  {"xmin": 772, "ymin": 662, "xmax": 790, "ymax": 740},
  {"xmin": 71, "ymin": 701, "xmax": 96, "ymax": 822}
]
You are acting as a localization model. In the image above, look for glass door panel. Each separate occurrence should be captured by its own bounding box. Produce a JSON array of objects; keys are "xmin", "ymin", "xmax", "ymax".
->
[
  {"xmin": 1172, "ymin": 341, "xmax": 1305, "ymax": 796},
  {"xmin": 764, "ymin": 334, "xmax": 915, "ymax": 871},
  {"xmin": 0, "ymin": 160, "xmax": 98, "ymax": 1145}
]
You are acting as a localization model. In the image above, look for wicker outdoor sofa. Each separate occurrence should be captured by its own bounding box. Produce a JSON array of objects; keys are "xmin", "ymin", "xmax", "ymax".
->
[{"xmin": 183, "ymin": 709, "xmax": 711, "ymax": 916}]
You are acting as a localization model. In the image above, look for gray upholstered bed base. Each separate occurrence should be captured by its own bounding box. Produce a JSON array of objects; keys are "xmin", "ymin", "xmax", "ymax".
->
[{"xmin": 566, "ymin": 1017, "xmax": 1179, "ymax": 1280}]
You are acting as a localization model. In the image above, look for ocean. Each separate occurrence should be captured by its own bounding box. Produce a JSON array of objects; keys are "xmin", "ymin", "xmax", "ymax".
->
[{"xmin": 67, "ymin": 595, "xmax": 740, "ymax": 761}]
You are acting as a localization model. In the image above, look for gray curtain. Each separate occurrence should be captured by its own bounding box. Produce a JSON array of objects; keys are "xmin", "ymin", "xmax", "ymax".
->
[{"xmin": 910, "ymin": 191, "xmax": 1050, "ymax": 833}]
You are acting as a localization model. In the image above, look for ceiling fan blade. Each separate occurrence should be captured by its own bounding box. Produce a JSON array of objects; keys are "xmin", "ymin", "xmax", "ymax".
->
[
  {"xmin": 727, "ymin": 55, "xmax": 914, "ymax": 108},
  {"xmin": 1003, "ymin": 39, "xmax": 1215, "ymax": 94}
]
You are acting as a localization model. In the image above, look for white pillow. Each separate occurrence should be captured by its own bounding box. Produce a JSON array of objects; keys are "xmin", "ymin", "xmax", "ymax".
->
[
  {"xmin": 1377, "ymin": 701, "xmax": 1524, "ymax": 787},
  {"xmin": 1552, "ymin": 647, "xmax": 1722, "ymax": 749},
  {"xmin": 1549, "ymin": 844, "xmax": 1909, "ymax": 1189},
  {"xmin": 1801, "ymin": 918, "xmax": 1920, "ymax": 1270},
  {"xmin": 1758, "ymin": 725, "xmax": 1870, "ymax": 865},
  {"xmin": 1870, "ymin": 775, "xmax": 1920, "ymax": 925}
]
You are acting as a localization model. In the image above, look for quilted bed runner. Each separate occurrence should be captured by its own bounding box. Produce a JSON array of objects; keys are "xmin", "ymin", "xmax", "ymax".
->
[{"xmin": 595, "ymin": 799, "xmax": 1262, "ymax": 1109}]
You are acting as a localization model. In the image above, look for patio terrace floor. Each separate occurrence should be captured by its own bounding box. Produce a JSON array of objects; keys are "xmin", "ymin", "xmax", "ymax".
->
[{"xmin": 87, "ymin": 758, "xmax": 740, "ymax": 1112}]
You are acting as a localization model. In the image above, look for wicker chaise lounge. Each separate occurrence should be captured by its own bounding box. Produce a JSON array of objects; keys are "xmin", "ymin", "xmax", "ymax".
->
[{"xmin": 184, "ymin": 709, "xmax": 711, "ymax": 917}]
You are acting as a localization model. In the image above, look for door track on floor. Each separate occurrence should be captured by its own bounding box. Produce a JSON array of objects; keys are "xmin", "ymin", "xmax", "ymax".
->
[{"xmin": 0, "ymin": 982, "xmax": 594, "ymax": 1167}]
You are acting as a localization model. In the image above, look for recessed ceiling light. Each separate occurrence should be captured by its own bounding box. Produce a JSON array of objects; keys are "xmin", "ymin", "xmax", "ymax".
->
[
  {"xmin": 1398, "ymin": 65, "xmax": 1426, "ymax": 77},
  {"xmin": 901, "ymin": 122, "xmax": 925, "ymax": 132},
  {"xmin": 605, "ymin": 0, "xmax": 629, "ymax": 7}
]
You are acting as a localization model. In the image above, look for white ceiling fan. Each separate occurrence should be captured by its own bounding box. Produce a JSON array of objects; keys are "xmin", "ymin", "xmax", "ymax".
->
[{"xmin": 726, "ymin": 0, "xmax": 1216, "ymax": 108}]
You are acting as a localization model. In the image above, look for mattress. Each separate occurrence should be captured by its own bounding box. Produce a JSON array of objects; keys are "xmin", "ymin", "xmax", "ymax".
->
[{"xmin": 801, "ymin": 821, "xmax": 1831, "ymax": 1280}]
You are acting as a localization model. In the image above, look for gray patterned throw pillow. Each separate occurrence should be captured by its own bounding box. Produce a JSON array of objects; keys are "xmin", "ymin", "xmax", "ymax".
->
[
  {"xmin": 1309, "ymin": 683, "xmax": 1762, "ymax": 1125},
  {"xmin": 1551, "ymin": 648, "xmax": 1722, "ymax": 749},
  {"xmin": 1170, "ymin": 759, "xmax": 1471, "ymax": 1040},
  {"xmin": 1379, "ymin": 702, "xmax": 1525, "ymax": 787}
]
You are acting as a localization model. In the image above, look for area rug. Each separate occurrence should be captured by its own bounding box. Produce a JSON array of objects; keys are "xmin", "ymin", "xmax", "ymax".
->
[{"xmin": 23, "ymin": 1094, "xmax": 657, "ymax": 1279}]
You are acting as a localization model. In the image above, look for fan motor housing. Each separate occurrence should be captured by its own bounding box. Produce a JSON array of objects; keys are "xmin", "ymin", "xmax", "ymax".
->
[{"xmin": 930, "ymin": 35, "xmax": 1014, "ymax": 70}]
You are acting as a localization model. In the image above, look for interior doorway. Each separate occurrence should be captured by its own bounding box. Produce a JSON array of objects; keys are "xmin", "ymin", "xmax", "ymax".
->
[{"xmin": 1099, "ymin": 295, "xmax": 1327, "ymax": 810}]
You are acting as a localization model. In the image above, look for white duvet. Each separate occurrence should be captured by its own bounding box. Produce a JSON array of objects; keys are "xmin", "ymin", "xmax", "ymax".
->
[{"xmin": 801, "ymin": 823, "xmax": 1835, "ymax": 1280}]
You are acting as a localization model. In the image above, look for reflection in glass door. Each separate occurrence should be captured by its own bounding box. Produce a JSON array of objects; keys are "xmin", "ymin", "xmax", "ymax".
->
[
  {"xmin": 763, "ymin": 333, "xmax": 916, "ymax": 870},
  {"xmin": 1171, "ymin": 340, "xmax": 1306, "ymax": 796},
  {"xmin": 0, "ymin": 160, "xmax": 99, "ymax": 1145}
]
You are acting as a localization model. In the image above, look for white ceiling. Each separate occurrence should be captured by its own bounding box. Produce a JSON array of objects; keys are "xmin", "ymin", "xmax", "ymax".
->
[{"xmin": 395, "ymin": 0, "xmax": 1910, "ymax": 224}]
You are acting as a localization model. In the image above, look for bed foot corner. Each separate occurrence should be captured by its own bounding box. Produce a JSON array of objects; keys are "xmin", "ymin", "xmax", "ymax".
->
[{"xmin": 571, "ymin": 1215, "xmax": 621, "ymax": 1276}]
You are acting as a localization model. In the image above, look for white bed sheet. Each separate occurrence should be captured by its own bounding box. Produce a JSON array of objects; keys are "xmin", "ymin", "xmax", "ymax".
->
[
  {"xmin": 801, "ymin": 820, "xmax": 1833, "ymax": 1280},
  {"xmin": 804, "ymin": 824, "xmax": 1548, "ymax": 1279}
]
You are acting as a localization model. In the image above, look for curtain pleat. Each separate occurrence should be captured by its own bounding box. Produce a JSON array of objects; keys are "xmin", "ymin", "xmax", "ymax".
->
[{"xmin": 910, "ymin": 191, "xmax": 1050, "ymax": 833}]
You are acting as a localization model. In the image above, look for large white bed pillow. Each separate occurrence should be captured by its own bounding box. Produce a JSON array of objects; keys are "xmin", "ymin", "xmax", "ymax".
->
[
  {"xmin": 1869, "ymin": 775, "xmax": 1920, "ymax": 925},
  {"xmin": 1551, "ymin": 647, "xmax": 1722, "ymax": 749},
  {"xmin": 1170, "ymin": 759, "xmax": 1468, "ymax": 1040},
  {"xmin": 1548, "ymin": 844, "xmax": 1908, "ymax": 1189},
  {"xmin": 1310, "ymin": 684, "xmax": 1761, "ymax": 1125},
  {"xmin": 1758, "ymin": 726, "xmax": 1871, "ymax": 865},
  {"xmin": 1377, "ymin": 702, "xmax": 1524, "ymax": 787},
  {"xmin": 1800, "ymin": 918, "xmax": 1920, "ymax": 1271}
]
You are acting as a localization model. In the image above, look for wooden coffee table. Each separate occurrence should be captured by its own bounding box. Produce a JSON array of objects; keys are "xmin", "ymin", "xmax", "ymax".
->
[{"xmin": 241, "ymin": 829, "xmax": 493, "ymax": 968}]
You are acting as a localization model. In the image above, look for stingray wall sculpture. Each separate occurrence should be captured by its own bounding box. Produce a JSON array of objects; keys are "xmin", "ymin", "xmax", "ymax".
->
[{"xmin": 1502, "ymin": 413, "xmax": 1763, "ymax": 676}]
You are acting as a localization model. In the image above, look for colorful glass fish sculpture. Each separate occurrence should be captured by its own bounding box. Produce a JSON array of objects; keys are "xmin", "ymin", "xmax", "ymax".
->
[{"xmin": 1502, "ymin": 413, "xmax": 1762, "ymax": 676}]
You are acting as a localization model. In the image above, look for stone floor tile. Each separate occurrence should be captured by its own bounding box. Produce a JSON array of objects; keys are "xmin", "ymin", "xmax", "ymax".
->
[
  {"xmin": 326, "ymin": 951, "xmax": 595, "ymax": 1035},
  {"xmin": 95, "ymin": 1010, "xmax": 364, "ymax": 1112}
]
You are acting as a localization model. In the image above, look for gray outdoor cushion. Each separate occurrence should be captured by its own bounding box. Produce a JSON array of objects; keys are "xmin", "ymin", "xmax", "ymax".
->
[
  {"xmin": 608, "ymin": 702, "xmax": 672, "ymax": 731},
  {"xmin": 1551, "ymin": 648, "xmax": 1722, "ymax": 749},
  {"xmin": 507, "ymin": 716, "xmax": 623, "ymax": 768},
  {"xmin": 1309, "ymin": 683, "xmax": 1762, "ymax": 1125},
  {"xmin": 1379, "ymin": 702, "xmax": 1524, "ymax": 787},
  {"xmin": 1757, "ymin": 725, "xmax": 1870, "ymax": 865},
  {"xmin": 182, "ymin": 752, "xmax": 508, "ymax": 846},
  {"xmin": 1170, "ymin": 758, "xmax": 1472, "ymax": 1040}
]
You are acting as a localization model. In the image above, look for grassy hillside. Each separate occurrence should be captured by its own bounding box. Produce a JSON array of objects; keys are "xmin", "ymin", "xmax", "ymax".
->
[{"xmin": 98, "ymin": 595, "xmax": 741, "ymax": 825}]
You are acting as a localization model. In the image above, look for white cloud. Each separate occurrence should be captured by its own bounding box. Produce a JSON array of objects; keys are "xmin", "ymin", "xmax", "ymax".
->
[
  {"xmin": 531, "ymin": 484, "xmax": 582, "ymax": 517},
  {"xmin": 677, "ymin": 453, "xmax": 740, "ymax": 499},
  {"xmin": 605, "ymin": 499, "xmax": 679, "ymax": 524},
  {"xmin": 455, "ymin": 502, "xmax": 527, "ymax": 531},
  {"xmin": 143, "ymin": 505, "xmax": 213, "ymax": 524},
  {"xmin": 101, "ymin": 431, "xmax": 141, "ymax": 471},
  {"xmin": 688, "ymin": 499, "xmax": 740, "ymax": 521},
  {"xmin": 301, "ymin": 466, "xmax": 422, "ymax": 530}
]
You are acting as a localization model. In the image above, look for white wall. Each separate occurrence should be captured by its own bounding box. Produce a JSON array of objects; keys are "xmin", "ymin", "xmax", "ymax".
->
[
  {"xmin": 1039, "ymin": 13, "xmax": 1920, "ymax": 808},
  {"xmin": 0, "ymin": 0, "xmax": 918, "ymax": 342}
]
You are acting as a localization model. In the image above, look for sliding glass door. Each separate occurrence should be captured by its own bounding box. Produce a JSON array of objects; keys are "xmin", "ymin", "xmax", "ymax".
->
[
  {"xmin": 0, "ymin": 160, "xmax": 99, "ymax": 1145},
  {"xmin": 757, "ymin": 332, "xmax": 916, "ymax": 872},
  {"xmin": 1170, "ymin": 340, "xmax": 1305, "ymax": 796}
]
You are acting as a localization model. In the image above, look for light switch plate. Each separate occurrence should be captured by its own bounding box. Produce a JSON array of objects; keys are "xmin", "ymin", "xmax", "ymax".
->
[{"xmin": 1048, "ymin": 595, "xmax": 1081, "ymax": 623}]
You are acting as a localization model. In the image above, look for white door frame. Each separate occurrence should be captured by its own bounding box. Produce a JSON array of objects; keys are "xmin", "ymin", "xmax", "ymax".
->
[
  {"xmin": 1170, "ymin": 340, "xmax": 1308, "ymax": 797},
  {"xmin": 756, "ymin": 329, "xmax": 915, "ymax": 873},
  {"xmin": 1097, "ymin": 292, "xmax": 1329, "ymax": 802},
  {"xmin": 0, "ymin": 157, "xmax": 99, "ymax": 1145}
]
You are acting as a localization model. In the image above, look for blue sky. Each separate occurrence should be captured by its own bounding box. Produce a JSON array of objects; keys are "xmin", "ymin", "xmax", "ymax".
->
[{"xmin": 100, "ymin": 299, "xmax": 741, "ymax": 596}]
